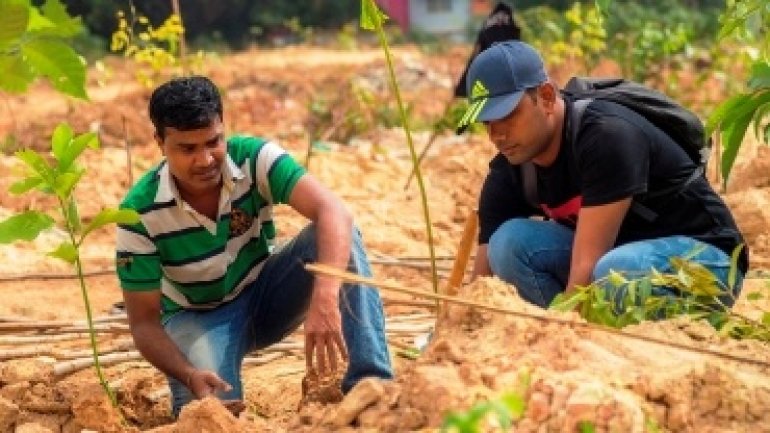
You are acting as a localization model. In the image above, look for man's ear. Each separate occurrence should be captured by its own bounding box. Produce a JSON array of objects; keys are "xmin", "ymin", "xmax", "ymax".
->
[
  {"xmin": 538, "ymin": 82, "xmax": 557, "ymax": 112},
  {"xmin": 154, "ymin": 131, "xmax": 165, "ymax": 155}
]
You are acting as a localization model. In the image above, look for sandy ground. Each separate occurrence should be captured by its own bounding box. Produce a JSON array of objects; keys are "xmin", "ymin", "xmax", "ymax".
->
[{"xmin": 0, "ymin": 45, "xmax": 769, "ymax": 432}]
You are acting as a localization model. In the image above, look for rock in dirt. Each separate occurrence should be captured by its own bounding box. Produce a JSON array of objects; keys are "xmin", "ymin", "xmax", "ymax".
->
[
  {"xmin": 0, "ymin": 360, "xmax": 53, "ymax": 385},
  {"xmin": 13, "ymin": 423, "xmax": 56, "ymax": 433},
  {"xmin": 70, "ymin": 383, "xmax": 124, "ymax": 432},
  {"xmin": 324, "ymin": 377, "xmax": 385, "ymax": 427},
  {"xmin": 0, "ymin": 396, "xmax": 19, "ymax": 431},
  {"xmin": 172, "ymin": 396, "xmax": 258, "ymax": 433}
]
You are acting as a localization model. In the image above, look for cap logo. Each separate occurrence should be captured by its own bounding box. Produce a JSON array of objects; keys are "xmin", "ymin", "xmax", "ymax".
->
[
  {"xmin": 470, "ymin": 79, "xmax": 489, "ymax": 101},
  {"xmin": 458, "ymin": 80, "xmax": 489, "ymax": 127}
]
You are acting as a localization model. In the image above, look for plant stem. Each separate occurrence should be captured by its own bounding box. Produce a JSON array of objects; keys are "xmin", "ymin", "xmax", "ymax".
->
[
  {"xmin": 58, "ymin": 197, "xmax": 117, "ymax": 407},
  {"xmin": 372, "ymin": 18, "xmax": 439, "ymax": 295}
]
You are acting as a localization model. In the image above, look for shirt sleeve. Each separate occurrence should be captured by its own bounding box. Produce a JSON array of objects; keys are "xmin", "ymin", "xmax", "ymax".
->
[
  {"xmin": 575, "ymin": 111, "xmax": 650, "ymax": 207},
  {"xmin": 254, "ymin": 140, "xmax": 307, "ymax": 205},
  {"xmin": 478, "ymin": 155, "xmax": 541, "ymax": 244},
  {"xmin": 115, "ymin": 207, "xmax": 161, "ymax": 291}
]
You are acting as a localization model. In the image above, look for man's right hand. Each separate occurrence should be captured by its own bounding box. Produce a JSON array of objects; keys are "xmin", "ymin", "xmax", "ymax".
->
[{"xmin": 187, "ymin": 368, "xmax": 233, "ymax": 398}]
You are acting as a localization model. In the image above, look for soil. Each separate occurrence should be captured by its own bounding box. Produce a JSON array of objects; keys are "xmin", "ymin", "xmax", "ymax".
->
[{"xmin": 0, "ymin": 44, "xmax": 768, "ymax": 433}]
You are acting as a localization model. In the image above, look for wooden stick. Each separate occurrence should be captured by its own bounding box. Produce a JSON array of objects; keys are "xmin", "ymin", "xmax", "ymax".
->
[
  {"xmin": 0, "ymin": 333, "xmax": 91, "ymax": 345},
  {"xmin": 305, "ymin": 263, "xmax": 770, "ymax": 368},
  {"xmin": 369, "ymin": 258, "xmax": 452, "ymax": 271},
  {"xmin": 445, "ymin": 209, "xmax": 478, "ymax": 296},
  {"xmin": 123, "ymin": 115, "xmax": 133, "ymax": 187},
  {"xmin": 243, "ymin": 352, "xmax": 286, "ymax": 366},
  {"xmin": 54, "ymin": 351, "xmax": 142, "ymax": 376},
  {"xmin": 0, "ymin": 269, "xmax": 114, "ymax": 282},
  {"xmin": 0, "ymin": 321, "xmax": 129, "ymax": 333},
  {"xmin": 53, "ymin": 339, "xmax": 135, "ymax": 360},
  {"xmin": 382, "ymin": 298, "xmax": 437, "ymax": 309}
]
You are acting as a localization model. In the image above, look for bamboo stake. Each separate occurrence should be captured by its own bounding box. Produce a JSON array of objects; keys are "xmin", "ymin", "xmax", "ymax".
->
[
  {"xmin": 0, "ymin": 321, "xmax": 129, "ymax": 333},
  {"xmin": 243, "ymin": 352, "xmax": 286, "ymax": 366},
  {"xmin": 0, "ymin": 333, "xmax": 90, "ymax": 345},
  {"xmin": 445, "ymin": 208, "xmax": 478, "ymax": 296},
  {"xmin": 53, "ymin": 339, "xmax": 135, "ymax": 360},
  {"xmin": 0, "ymin": 346, "xmax": 55, "ymax": 361},
  {"xmin": 54, "ymin": 351, "xmax": 142, "ymax": 376},
  {"xmin": 0, "ymin": 269, "xmax": 114, "ymax": 282},
  {"xmin": 370, "ymin": 258, "xmax": 453, "ymax": 272},
  {"xmin": 305, "ymin": 263, "xmax": 770, "ymax": 368},
  {"xmin": 123, "ymin": 115, "xmax": 133, "ymax": 187},
  {"xmin": 382, "ymin": 298, "xmax": 437, "ymax": 309}
]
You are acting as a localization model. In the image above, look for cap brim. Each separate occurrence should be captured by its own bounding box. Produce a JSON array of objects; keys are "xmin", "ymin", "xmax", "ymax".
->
[{"xmin": 456, "ymin": 90, "xmax": 524, "ymax": 135}]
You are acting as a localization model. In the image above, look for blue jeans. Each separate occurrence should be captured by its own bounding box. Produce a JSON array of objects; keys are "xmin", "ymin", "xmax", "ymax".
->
[
  {"xmin": 162, "ymin": 224, "xmax": 393, "ymax": 417},
  {"xmin": 487, "ymin": 218, "xmax": 744, "ymax": 309}
]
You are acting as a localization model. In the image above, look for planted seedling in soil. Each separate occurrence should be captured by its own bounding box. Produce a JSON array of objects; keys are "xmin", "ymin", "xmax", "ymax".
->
[
  {"xmin": 360, "ymin": 0, "xmax": 440, "ymax": 294},
  {"xmin": 0, "ymin": 123, "xmax": 140, "ymax": 407}
]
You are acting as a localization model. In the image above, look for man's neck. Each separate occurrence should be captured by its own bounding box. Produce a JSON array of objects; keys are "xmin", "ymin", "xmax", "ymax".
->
[
  {"xmin": 531, "ymin": 97, "xmax": 565, "ymax": 167},
  {"xmin": 177, "ymin": 181, "xmax": 222, "ymax": 221}
]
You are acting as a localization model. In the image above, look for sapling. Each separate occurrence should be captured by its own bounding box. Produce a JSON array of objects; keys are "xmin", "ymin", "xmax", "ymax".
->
[
  {"xmin": 360, "ymin": 0, "xmax": 439, "ymax": 293},
  {"xmin": 0, "ymin": 123, "xmax": 140, "ymax": 406}
]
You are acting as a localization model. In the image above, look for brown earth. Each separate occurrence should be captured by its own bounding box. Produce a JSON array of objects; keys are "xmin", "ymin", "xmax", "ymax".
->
[{"xmin": 0, "ymin": 44, "xmax": 768, "ymax": 432}]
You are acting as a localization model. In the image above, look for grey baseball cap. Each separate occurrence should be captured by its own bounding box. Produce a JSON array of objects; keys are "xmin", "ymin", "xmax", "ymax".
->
[{"xmin": 456, "ymin": 41, "xmax": 547, "ymax": 134}]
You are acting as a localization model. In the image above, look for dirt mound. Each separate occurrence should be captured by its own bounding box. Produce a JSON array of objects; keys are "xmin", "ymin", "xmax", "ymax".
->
[{"xmin": 287, "ymin": 278, "xmax": 770, "ymax": 433}]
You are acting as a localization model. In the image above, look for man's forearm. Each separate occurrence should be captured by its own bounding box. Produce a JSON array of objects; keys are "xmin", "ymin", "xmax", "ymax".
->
[
  {"xmin": 131, "ymin": 322, "xmax": 195, "ymax": 385},
  {"xmin": 313, "ymin": 203, "xmax": 352, "ymax": 294}
]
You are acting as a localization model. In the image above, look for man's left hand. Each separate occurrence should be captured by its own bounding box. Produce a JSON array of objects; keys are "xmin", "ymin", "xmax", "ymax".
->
[{"xmin": 304, "ymin": 290, "xmax": 348, "ymax": 375}]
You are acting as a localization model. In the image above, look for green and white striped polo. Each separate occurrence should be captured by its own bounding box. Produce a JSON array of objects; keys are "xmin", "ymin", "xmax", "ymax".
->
[{"xmin": 115, "ymin": 135, "xmax": 306, "ymax": 318}]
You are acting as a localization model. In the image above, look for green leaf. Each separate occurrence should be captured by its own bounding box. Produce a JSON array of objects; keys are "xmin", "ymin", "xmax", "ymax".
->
[
  {"xmin": 81, "ymin": 208, "xmax": 140, "ymax": 240},
  {"xmin": 53, "ymin": 169, "xmax": 83, "ymax": 199},
  {"xmin": 728, "ymin": 244, "xmax": 744, "ymax": 291},
  {"xmin": 748, "ymin": 62, "xmax": 770, "ymax": 91},
  {"xmin": 58, "ymin": 131, "xmax": 97, "ymax": 170},
  {"xmin": 0, "ymin": 211, "xmax": 54, "ymax": 243},
  {"xmin": 15, "ymin": 149, "xmax": 53, "ymax": 183},
  {"xmin": 578, "ymin": 420, "xmax": 597, "ymax": 433},
  {"xmin": 500, "ymin": 393, "xmax": 526, "ymax": 420},
  {"xmin": 762, "ymin": 312, "xmax": 770, "ymax": 326},
  {"xmin": 21, "ymin": 38, "xmax": 87, "ymax": 99},
  {"xmin": 549, "ymin": 291, "xmax": 587, "ymax": 312},
  {"xmin": 48, "ymin": 240, "xmax": 77, "ymax": 263},
  {"xmin": 607, "ymin": 270, "xmax": 627, "ymax": 287},
  {"xmin": 66, "ymin": 197, "xmax": 81, "ymax": 234},
  {"xmin": 9, "ymin": 176, "xmax": 42, "ymax": 194},
  {"xmin": 0, "ymin": 54, "xmax": 34, "ymax": 93},
  {"xmin": 0, "ymin": 2, "xmax": 29, "ymax": 48},
  {"xmin": 360, "ymin": 0, "xmax": 388, "ymax": 31},
  {"xmin": 51, "ymin": 122, "xmax": 73, "ymax": 162},
  {"xmin": 40, "ymin": 0, "xmax": 82, "ymax": 37}
]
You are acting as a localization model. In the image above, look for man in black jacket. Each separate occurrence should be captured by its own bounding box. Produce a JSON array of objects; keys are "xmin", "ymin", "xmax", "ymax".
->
[{"xmin": 457, "ymin": 41, "xmax": 748, "ymax": 308}]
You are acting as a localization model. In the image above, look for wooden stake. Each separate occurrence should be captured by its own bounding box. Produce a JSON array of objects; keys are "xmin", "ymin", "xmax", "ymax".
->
[
  {"xmin": 305, "ymin": 263, "xmax": 770, "ymax": 368},
  {"xmin": 54, "ymin": 351, "xmax": 142, "ymax": 376},
  {"xmin": 445, "ymin": 208, "xmax": 478, "ymax": 296}
]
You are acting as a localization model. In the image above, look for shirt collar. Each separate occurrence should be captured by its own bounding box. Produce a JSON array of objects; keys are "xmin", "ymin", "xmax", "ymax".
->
[{"xmin": 154, "ymin": 154, "xmax": 246, "ymax": 204}]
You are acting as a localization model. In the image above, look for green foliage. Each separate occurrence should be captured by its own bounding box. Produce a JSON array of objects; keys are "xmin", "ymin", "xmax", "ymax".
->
[
  {"xmin": 549, "ymin": 248, "xmax": 770, "ymax": 343},
  {"xmin": 0, "ymin": 0, "xmax": 87, "ymax": 98},
  {"xmin": 707, "ymin": 0, "xmax": 770, "ymax": 188},
  {"xmin": 519, "ymin": 2, "xmax": 606, "ymax": 74},
  {"xmin": 441, "ymin": 370, "xmax": 530, "ymax": 432},
  {"xmin": 0, "ymin": 122, "xmax": 140, "ymax": 408}
]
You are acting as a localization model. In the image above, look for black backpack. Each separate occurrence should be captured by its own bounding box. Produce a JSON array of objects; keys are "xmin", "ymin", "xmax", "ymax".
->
[{"xmin": 520, "ymin": 77, "xmax": 710, "ymax": 221}]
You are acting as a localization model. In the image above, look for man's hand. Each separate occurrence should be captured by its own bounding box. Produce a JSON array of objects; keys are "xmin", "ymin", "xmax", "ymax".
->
[
  {"xmin": 187, "ymin": 368, "xmax": 233, "ymax": 399},
  {"xmin": 304, "ymin": 288, "xmax": 348, "ymax": 375}
]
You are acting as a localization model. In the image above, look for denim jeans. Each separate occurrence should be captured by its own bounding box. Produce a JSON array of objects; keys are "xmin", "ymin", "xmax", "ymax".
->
[
  {"xmin": 487, "ymin": 218, "xmax": 744, "ymax": 309},
  {"xmin": 162, "ymin": 224, "xmax": 393, "ymax": 416}
]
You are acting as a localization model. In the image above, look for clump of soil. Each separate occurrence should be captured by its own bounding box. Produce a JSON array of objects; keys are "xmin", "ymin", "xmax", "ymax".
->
[{"xmin": 287, "ymin": 278, "xmax": 770, "ymax": 433}]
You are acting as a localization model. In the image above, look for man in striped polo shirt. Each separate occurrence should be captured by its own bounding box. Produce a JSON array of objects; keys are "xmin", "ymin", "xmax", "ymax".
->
[{"xmin": 116, "ymin": 76, "xmax": 392, "ymax": 417}]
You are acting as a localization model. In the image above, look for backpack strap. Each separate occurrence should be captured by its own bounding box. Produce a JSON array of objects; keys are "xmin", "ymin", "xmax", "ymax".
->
[{"xmin": 520, "ymin": 162, "xmax": 538, "ymax": 209}]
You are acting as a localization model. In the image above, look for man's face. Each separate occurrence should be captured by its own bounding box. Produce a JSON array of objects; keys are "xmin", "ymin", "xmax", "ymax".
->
[
  {"xmin": 485, "ymin": 88, "xmax": 552, "ymax": 165},
  {"xmin": 157, "ymin": 117, "xmax": 226, "ymax": 196}
]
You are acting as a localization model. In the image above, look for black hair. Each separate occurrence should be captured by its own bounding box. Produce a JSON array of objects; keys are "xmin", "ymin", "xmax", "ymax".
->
[{"xmin": 149, "ymin": 76, "xmax": 223, "ymax": 140}]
